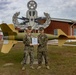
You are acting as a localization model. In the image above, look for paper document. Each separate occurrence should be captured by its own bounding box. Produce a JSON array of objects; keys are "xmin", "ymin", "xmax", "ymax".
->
[{"xmin": 32, "ymin": 38, "xmax": 38, "ymax": 45}]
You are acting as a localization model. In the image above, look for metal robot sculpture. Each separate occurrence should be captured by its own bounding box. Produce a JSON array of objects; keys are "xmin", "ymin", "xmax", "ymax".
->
[{"xmin": 12, "ymin": 0, "xmax": 51, "ymax": 30}]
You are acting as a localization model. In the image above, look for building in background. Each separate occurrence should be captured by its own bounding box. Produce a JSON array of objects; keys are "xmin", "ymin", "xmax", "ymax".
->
[
  {"xmin": 44, "ymin": 18, "xmax": 76, "ymax": 36},
  {"xmin": 15, "ymin": 17, "xmax": 76, "ymax": 36}
]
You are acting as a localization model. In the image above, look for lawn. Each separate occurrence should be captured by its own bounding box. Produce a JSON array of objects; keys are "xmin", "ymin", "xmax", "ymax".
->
[{"xmin": 0, "ymin": 42, "xmax": 76, "ymax": 75}]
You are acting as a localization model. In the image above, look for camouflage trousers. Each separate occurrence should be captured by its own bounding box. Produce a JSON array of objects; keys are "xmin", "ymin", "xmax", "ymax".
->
[
  {"xmin": 37, "ymin": 51, "xmax": 48, "ymax": 66},
  {"xmin": 22, "ymin": 46, "xmax": 34, "ymax": 66}
]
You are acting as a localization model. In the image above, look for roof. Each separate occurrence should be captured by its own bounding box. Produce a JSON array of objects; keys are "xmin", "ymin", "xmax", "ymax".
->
[
  {"xmin": 51, "ymin": 18, "xmax": 76, "ymax": 23},
  {"xmin": 42, "ymin": 17, "xmax": 76, "ymax": 23}
]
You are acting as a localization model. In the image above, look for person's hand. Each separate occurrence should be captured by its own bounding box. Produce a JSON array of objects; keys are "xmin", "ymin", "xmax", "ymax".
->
[
  {"xmin": 30, "ymin": 43, "xmax": 39, "ymax": 46},
  {"xmin": 37, "ymin": 43, "xmax": 39, "ymax": 45},
  {"xmin": 34, "ymin": 43, "xmax": 39, "ymax": 46},
  {"xmin": 30, "ymin": 43, "xmax": 33, "ymax": 46}
]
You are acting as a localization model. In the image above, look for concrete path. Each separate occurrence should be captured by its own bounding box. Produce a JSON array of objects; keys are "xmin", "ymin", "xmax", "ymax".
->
[{"xmin": 48, "ymin": 40, "xmax": 76, "ymax": 46}]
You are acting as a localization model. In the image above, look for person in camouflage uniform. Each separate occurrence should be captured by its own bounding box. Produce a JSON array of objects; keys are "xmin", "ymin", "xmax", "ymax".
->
[
  {"xmin": 22, "ymin": 26, "xmax": 34, "ymax": 70},
  {"xmin": 37, "ymin": 27, "xmax": 50, "ymax": 69}
]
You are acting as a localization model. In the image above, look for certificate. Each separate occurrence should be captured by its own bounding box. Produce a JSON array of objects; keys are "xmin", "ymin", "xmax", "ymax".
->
[{"xmin": 32, "ymin": 38, "xmax": 38, "ymax": 45}]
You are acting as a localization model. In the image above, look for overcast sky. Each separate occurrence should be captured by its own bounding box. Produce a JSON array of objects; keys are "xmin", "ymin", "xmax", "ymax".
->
[{"xmin": 0, "ymin": 0, "xmax": 76, "ymax": 23}]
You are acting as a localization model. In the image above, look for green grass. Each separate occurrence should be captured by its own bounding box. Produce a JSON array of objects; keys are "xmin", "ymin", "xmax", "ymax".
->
[{"xmin": 0, "ymin": 42, "xmax": 76, "ymax": 75}]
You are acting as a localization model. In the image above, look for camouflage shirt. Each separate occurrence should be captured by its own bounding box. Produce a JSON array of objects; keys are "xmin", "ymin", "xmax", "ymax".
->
[
  {"xmin": 38, "ymin": 34, "xmax": 48, "ymax": 51},
  {"xmin": 23, "ymin": 34, "xmax": 33, "ymax": 46}
]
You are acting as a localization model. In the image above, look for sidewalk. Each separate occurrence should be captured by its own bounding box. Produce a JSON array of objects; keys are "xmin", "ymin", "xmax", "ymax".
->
[{"xmin": 48, "ymin": 40, "xmax": 76, "ymax": 46}]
